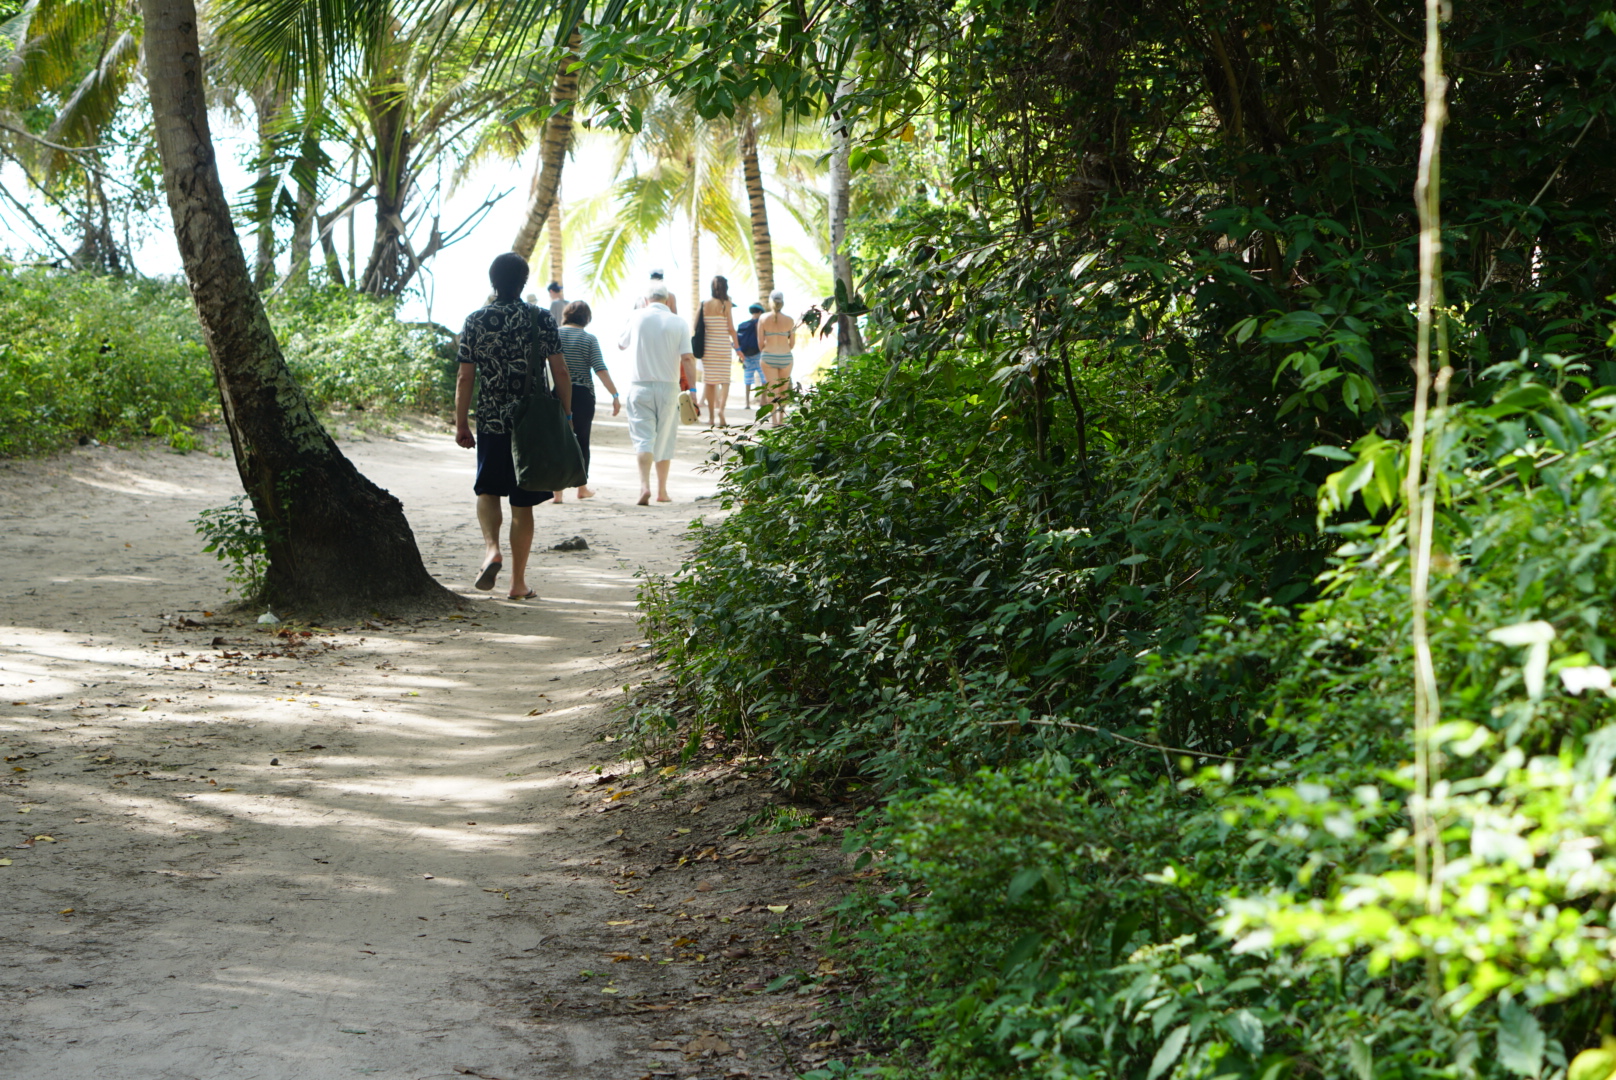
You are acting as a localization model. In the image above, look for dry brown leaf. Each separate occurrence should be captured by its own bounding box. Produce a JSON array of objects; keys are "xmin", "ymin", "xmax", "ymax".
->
[{"xmin": 683, "ymin": 1034, "xmax": 733, "ymax": 1056}]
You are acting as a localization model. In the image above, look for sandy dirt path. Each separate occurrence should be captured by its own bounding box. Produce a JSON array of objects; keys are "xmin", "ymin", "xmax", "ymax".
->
[{"xmin": 0, "ymin": 412, "xmax": 748, "ymax": 1079}]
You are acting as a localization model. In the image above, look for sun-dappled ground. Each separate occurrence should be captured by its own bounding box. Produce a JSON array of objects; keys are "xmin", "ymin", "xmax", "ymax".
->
[{"xmin": 0, "ymin": 410, "xmax": 866, "ymax": 1079}]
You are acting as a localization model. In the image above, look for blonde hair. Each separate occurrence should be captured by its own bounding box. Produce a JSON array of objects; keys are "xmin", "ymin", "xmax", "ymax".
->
[{"xmin": 769, "ymin": 289, "xmax": 785, "ymax": 313}]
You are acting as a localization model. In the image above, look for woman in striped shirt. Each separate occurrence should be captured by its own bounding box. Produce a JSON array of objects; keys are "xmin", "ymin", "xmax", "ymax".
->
[{"xmin": 555, "ymin": 300, "xmax": 620, "ymax": 501}]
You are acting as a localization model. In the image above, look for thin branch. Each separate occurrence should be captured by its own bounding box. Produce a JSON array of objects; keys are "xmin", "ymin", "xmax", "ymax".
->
[
  {"xmin": 0, "ymin": 179, "xmax": 78, "ymax": 262},
  {"xmin": 980, "ymin": 718, "xmax": 1242, "ymax": 761},
  {"xmin": 1479, "ymin": 112, "xmax": 1598, "ymax": 290}
]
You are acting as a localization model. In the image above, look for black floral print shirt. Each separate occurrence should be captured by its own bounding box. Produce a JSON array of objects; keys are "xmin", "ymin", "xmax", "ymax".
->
[{"xmin": 457, "ymin": 300, "xmax": 561, "ymax": 435}]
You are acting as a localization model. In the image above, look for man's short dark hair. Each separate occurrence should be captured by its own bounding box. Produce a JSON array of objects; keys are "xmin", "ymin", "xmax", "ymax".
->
[
  {"xmin": 489, "ymin": 253, "xmax": 529, "ymax": 301},
  {"xmin": 649, "ymin": 269, "xmax": 665, "ymax": 280},
  {"xmin": 547, "ymin": 281, "xmax": 562, "ymax": 293},
  {"xmin": 563, "ymin": 300, "xmax": 592, "ymax": 327}
]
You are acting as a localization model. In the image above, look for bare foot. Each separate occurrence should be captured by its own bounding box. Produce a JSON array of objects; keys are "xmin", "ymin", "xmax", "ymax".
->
[
  {"xmin": 576, "ymin": 486, "xmax": 595, "ymax": 499},
  {"xmin": 656, "ymin": 493, "xmax": 672, "ymax": 503},
  {"xmin": 552, "ymin": 492, "xmax": 563, "ymax": 504},
  {"xmin": 637, "ymin": 490, "xmax": 651, "ymax": 506}
]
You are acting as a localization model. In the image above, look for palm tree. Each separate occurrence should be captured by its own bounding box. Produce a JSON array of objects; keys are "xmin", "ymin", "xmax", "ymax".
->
[
  {"xmin": 571, "ymin": 92, "xmax": 754, "ymax": 309},
  {"xmin": 139, "ymin": 0, "xmax": 454, "ymax": 612},
  {"xmin": 510, "ymin": 29, "xmax": 581, "ymax": 268},
  {"xmin": 0, "ymin": 0, "xmax": 143, "ymax": 271}
]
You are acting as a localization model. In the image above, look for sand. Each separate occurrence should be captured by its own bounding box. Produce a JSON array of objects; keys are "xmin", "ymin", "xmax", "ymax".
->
[{"xmin": 0, "ymin": 409, "xmax": 754, "ymax": 1078}]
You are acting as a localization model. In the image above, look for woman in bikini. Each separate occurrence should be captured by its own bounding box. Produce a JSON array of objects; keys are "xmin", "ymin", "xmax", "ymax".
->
[
  {"xmin": 698, "ymin": 276, "xmax": 740, "ymax": 427},
  {"xmin": 757, "ymin": 289, "xmax": 796, "ymax": 427}
]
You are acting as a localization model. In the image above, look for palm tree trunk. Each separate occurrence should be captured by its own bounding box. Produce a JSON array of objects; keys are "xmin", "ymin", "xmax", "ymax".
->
[
  {"xmin": 690, "ymin": 221, "xmax": 701, "ymax": 323},
  {"xmin": 139, "ymin": 0, "xmax": 451, "ymax": 615},
  {"xmin": 360, "ymin": 67, "xmax": 412, "ymax": 295},
  {"xmin": 828, "ymin": 80, "xmax": 864, "ymax": 357},
  {"xmin": 740, "ymin": 119, "xmax": 773, "ymax": 301},
  {"xmin": 288, "ymin": 169, "xmax": 315, "ymax": 289},
  {"xmin": 251, "ymin": 86, "xmax": 281, "ymax": 289},
  {"xmin": 546, "ymin": 195, "xmax": 564, "ymax": 287},
  {"xmin": 511, "ymin": 31, "xmax": 581, "ymax": 261}
]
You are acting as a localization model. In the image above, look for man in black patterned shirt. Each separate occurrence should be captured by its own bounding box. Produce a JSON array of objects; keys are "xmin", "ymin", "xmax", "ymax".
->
[{"xmin": 454, "ymin": 253, "xmax": 570, "ymax": 600}]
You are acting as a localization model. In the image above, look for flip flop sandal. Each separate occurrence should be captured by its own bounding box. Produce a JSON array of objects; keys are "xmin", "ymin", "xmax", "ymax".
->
[
  {"xmin": 474, "ymin": 560, "xmax": 502, "ymax": 591},
  {"xmin": 508, "ymin": 589, "xmax": 537, "ymax": 600}
]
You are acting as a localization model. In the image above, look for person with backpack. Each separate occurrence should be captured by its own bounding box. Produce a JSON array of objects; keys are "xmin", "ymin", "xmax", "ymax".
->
[{"xmin": 736, "ymin": 302, "xmax": 764, "ymax": 409}]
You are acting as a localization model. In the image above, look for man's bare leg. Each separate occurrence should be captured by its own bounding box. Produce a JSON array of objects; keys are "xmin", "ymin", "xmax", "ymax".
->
[
  {"xmin": 476, "ymin": 494, "xmax": 504, "ymax": 567},
  {"xmin": 655, "ymin": 458, "xmax": 672, "ymax": 502},
  {"xmin": 637, "ymin": 451, "xmax": 654, "ymax": 506},
  {"xmin": 507, "ymin": 505, "xmax": 535, "ymax": 597}
]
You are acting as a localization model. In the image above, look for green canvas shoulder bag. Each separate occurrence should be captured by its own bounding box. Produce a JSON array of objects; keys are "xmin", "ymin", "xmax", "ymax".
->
[{"xmin": 511, "ymin": 306, "xmax": 588, "ymax": 492}]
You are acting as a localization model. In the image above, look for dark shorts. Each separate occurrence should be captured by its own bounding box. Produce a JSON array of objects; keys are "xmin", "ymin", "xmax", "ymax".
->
[{"xmin": 474, "ymin": 431, "xmax": 551, "ymax": 507}]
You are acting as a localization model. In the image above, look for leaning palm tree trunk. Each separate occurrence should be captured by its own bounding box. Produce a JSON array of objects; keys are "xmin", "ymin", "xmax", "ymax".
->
[
  {"xmin": 512, "ymin": 31, "xmax": 581, "ymax": 261},
  {"xmin": 546, "ymin": 196, "xmax": 564, "ymax": 286},
  {"xmin": 140, "ymin": 0, "xmax": 452, "ymax": 615},
  {"xmin": 740, "ymin": 119, "xmax": 773, "ymax": 300}
]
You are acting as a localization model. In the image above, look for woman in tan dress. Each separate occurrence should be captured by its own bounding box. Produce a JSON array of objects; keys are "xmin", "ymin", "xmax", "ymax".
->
[{"xmin": 699, "ymin": 276, "xmax": 740, "ymax": 427}]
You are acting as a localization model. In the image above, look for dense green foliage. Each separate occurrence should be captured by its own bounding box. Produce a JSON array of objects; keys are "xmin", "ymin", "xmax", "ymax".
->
[
  {"xmin": 0, "ymin": 267, "xmax": 214, "ymax": 455},
  {"xmin": 0, "ymin": 268, "xmax": 453, "ymax": 455},
  {"xmin": 628, "ymin": 1, "xmax": 1616, "ymax": 1077}
]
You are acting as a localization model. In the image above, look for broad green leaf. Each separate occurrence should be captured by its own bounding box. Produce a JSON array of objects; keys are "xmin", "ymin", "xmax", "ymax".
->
[
  {"xmin": 1498, "ymin": 1001, "xmax": 1545, "ymax": 1078},
  {"xmin": 1348, "ymin": 1037, "xmax": 1373, "ymax": 1080},
  {"xmin": 1222, "ymin": 1010, "xmax": 1263, "ymax": 1057},
  {"xmin": 1148, "ymin": 1024, "xmax": 1190, "ymax": 1080}
]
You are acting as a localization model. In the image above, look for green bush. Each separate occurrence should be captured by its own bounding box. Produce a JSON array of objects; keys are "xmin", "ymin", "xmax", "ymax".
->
[
  {"xmin": 825, "ymin": 359, "xmax": 1616, "ymax": 1079},
  {"xmin": 0, "ymin": 267, "xmax": 214, "ymax": 455},
  {"xmin": 271, "ymin": 285, "xmax": 455, "ymax": 412},
  {"xmin": 0, "ymin": 267, "xmax": 456, "ymax": 456}
]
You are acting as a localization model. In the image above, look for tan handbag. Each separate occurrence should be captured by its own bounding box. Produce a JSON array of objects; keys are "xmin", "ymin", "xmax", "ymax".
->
[{"xmin": 679, "ymin": 390, "xmax": 700, "ymax": 424}]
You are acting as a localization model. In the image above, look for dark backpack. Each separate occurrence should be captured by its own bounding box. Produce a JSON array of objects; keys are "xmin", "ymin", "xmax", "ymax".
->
[{"xmin": 736, "ymin": 317, "xmax": 760, "ymax": 357}]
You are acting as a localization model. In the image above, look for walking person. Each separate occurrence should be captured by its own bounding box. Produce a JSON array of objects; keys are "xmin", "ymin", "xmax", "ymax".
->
[
  {"xmin": 454, "ymin": 252, "xmax": 572, "ymax": 599},
  {"xmin": 552, "ymin": 300, "xmax": 620, "ymax": 503},
  {"xmin": 698, "ymin": 275, "xmax": 740, "ymax": 427},
  {"xmin": 634, "ymin": 269, "xmax": 678, "ymax": 313},
  {"xmin": 546, "ymin": 281, "xmax": 567, "ymax": 325},
  {"xmin": 618, "ymin": 282, "xmax": 698, "ymax": 505},
  {"xmin": 758, "ymin": 289, "xmax": 797, "ymax": 427},
  {"xmin": 736, "ymin": 302, "xmax": 764, "ymax": 410}
]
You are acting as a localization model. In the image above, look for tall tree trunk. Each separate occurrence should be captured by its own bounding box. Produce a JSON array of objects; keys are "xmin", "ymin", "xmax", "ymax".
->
[
  {"xmin": 828, "ymin": 80, "xmax": 864, "ymax": 357},
  {"xmin": 140, "ymin": 0, "xmax": 452, "ymax": 615},
  {"xmin": 740, "ymin": 119, "xmax": 773, "ymax": 301},
  {"xmin": 250, "ymin": 86, "xmax": 281, "ymax": 289},
  {"xmin": 545, "ymin": 195, "xmax": 564, "ymax": 287},
  {"xmin": 346, "ymin": 154, "xmax": 358, "ymax": 285},
  {"xmin": 511, "ymin": 31, "xmax": 580, "ymax": 260},
  {"xmin": 689, "ymin": 221, "xmax": 701, "ymax": 321},
  {"xmin": 360, "ymin": 66, "xmax": 412, "ymax": 296},
  {"xmin": 288, "ymin": 170, "xmax": 315, "ymax": 290}
]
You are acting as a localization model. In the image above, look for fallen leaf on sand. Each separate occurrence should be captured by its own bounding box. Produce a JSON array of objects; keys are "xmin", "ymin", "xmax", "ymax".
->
[
  {"xmin": 0, "ymin": 859, "xmax": 10, "ymax": 866},
  {"xmin": 606, "ymin": 920, "xmax": 635, "ymax": 926},
  {"xmin": 33, "ymin": 835, "xmax": 56, "ymax": 842},
  {"xmin": 684, "ymin": 1035, "xmax": 734, "ymax": 1056},
  {"xmin": 766, "ymin": 905, "xmax": 789, "ymax": 914},
  {"xmin": 648, "ymin": 1040, "xmax": 683, "ymax": 1051},
  {"xmin": 59, "ymin": 908, "xmax": 74, "ymax": 914}
]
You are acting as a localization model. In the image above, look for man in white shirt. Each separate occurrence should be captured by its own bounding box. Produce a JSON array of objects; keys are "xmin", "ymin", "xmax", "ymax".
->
[{"xmin": 618, "ymin": 283, "xmax": 698, "ymax": 505}]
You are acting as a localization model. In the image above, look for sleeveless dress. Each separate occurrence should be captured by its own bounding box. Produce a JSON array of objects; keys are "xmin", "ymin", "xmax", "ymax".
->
[{"xmin": 700, "ymin": 299, "xmax": 736, "ymax": 384}]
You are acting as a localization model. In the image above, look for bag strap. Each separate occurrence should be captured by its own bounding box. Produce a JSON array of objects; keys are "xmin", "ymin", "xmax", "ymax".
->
[{"xmin": 523, "ymin": 303, "xmax": 555, "ymax": 399}]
